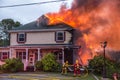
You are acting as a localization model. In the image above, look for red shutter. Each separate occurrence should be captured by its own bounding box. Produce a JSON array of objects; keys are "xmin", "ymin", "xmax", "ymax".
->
[
  {"xmin": 0, "ymin": 52, "xmax": 1, "ymax": 60},
  {"xmin": 17, "ymin": 33, "xmax": 19, "ymax": 42}
]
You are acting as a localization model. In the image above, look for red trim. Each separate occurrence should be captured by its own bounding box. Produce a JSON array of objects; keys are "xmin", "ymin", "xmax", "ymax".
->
[
  {"xmin": 17, "ymin": 33, "xmax": 26, "ymax": 43},
  {"xmin": 55, "ymin": 31, "xmax": 65, "ymax": 43},
  {"xmin": 0, "ymin": 52, "xmax": 1, "ymax": 60},
  {"xmin": 0, "ymin": 52, "xmax": 9, "ymax": 61}
]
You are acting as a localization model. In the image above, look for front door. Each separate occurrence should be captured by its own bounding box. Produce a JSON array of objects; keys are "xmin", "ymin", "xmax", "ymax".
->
[
  {"xmin": 28, "ymin": 51, "xmax": 35, "ymax": 66},
  {"xmin": 64, "ymin": 48, "xmax": 73, "ymax": 64}
]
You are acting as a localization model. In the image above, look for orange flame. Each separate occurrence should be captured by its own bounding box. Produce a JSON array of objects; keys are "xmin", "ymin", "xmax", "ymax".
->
[{"xmin": 45, "ymin": 0, "xmax": 120, "ymax": 65}]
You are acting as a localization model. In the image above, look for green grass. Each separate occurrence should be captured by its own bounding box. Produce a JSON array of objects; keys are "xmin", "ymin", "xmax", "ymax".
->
[{"xmin": 2, "ymin": 72, "xmax": 96, "ymax": 80}]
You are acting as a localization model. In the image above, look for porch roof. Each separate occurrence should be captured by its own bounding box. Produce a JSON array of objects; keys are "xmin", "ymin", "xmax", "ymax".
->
[{"xmin": 10, "ymin": 44, "xmax": 74, "ymax": 48}]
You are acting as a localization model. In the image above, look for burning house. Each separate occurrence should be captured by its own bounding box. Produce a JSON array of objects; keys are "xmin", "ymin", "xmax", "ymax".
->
[{"xmin": 0, "ymin": 0, "xmax": 120, "ymax": 70}]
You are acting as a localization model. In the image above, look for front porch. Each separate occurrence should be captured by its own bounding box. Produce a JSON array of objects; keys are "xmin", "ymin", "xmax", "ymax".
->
[
  {"xmin": 10, "ymin": 47, "xmax": 69, "ymax": 71},
  {"xmin": 0, "ymin": 44, "xmax": 75, "ymax": 71}
]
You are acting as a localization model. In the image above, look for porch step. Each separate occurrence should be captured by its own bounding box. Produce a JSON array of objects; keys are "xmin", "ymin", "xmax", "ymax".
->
[{"xmin": 26, "ymin": 66, "xmax": 35, "ymax": 72}]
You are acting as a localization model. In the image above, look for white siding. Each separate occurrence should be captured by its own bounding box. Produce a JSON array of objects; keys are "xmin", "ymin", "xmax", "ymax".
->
[{"xmin": 10, "ymin": 31, "xmax": 72, "ymax": 46}]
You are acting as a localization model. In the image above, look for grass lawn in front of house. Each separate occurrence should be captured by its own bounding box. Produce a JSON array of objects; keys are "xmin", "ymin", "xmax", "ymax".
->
[{"xmin": 0, "ymin": 72, "xmax": 96, "ymax": 80}]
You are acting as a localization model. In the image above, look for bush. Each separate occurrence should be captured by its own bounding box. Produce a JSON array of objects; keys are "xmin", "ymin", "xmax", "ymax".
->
[
  {"xmin": 41, "ymin": 53, "xmax": 60, "ymax": 72},
  {"xmin": 88, "ymin": 55, "xmax": 120, "ymax": 77},
  {"xmin": 35, "ymin": 61, "xmax": 43, "ymax": 71},
  {"xmin": 1, "ymin": 58, "xmax": 24, "ymax": 72}
]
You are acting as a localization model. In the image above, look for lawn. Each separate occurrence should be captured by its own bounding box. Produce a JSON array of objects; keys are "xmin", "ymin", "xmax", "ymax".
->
[{"xmin": 0, "ymin": 72, "xmax": 96, "ymax": 80}]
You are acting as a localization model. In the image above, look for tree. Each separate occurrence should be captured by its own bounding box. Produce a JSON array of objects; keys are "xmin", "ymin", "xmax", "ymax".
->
[
  {"xmin": 0, "ymin": 18, "xmax": 21, "ymax": 46},
  {"xmin": 1, "ymin": 19, "xmax": 21, "ymax": 30}
]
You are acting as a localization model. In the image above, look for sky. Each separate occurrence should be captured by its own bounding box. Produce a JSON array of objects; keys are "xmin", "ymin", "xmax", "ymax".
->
[{"xmin": 0, "ymin": 0, "xmax": 73, "ymax": 24}]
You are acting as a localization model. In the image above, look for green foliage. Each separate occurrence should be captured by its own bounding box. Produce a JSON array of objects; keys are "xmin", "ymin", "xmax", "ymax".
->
[
  {"xmin": 40, "ymin": 53, "xmax": 60, "ymax": 72},
  {"xmin": 89, "ymin": 55, "xmax": 120, "ymax": 77},
  {"xmin": 1, "ymin": 58, "xmax": 24, "ymax": 72},
  {"xmin": 0, "ymin": 18, "xmax": 21, "ymax": 46},
  {"xmin": 35, "ymin": 61, "xmax": 43, "ymax": 71},
  {"xmin": 1, "ymin": 19, "xmax": 21, "ymax": 30},
  {"xmin": 14, "ymin": 21, "xmax": 21, "ymax": 27}
]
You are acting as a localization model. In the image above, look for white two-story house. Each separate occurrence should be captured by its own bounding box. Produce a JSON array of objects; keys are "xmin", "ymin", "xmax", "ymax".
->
[{"xmin": 0, "ymin": 15, "xmax": 79, "ymax": 70}]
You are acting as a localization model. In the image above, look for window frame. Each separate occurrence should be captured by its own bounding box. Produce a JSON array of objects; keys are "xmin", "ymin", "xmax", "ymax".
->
[
  {"xmin": 0, "ymin": 52, "xmax": 9, "ymax": 61},
  {"xmin": 16, "ymin": 51, "xmax": 26, "ymax": 60},
  {"xmin": 17, "ymin": 33, "xmax": 26, "ymax": 43},
  {"xmin": 55, "ymin": 31, "xmax": 65, "ymax": 42}
]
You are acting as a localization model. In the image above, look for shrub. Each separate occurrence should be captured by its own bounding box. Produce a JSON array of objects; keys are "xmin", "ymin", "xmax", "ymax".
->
[
  {"xmin": 88, "ymin": 55, "xmax": 120, "ymax": 77},
  {"xmin": 41, "ymin": 53, "xmax": 60, "ymax": 72},
  {"xmin": 1, "ymin": 58, "xmax": 24, "ymax": 72},
  {"xmin": 35, "ymin": 60, "xmax": 43, "ymax": 71}
]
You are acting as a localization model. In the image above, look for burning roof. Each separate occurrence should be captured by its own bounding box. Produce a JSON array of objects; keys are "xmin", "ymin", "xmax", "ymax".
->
[{"xmin": 11, "ymin": 15, "xmax": 73, "ymax": 31}]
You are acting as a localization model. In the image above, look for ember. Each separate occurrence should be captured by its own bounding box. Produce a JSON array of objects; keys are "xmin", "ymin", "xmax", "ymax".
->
[{"xmin": 45, "ymin": 0, "xmax": 120, "ymax": 65}]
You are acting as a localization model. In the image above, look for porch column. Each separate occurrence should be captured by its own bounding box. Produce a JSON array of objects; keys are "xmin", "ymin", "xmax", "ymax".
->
[
  {"xmin": 26, "ymin": 48, "xmax": 28, "ymax": 62},
  {"xmin": 62, "ymin": 48, "xmax": 64, "ymax": 64},
  {"xmin": 37, "ymin": 48, "xmax": 41, "ymax": 61}
]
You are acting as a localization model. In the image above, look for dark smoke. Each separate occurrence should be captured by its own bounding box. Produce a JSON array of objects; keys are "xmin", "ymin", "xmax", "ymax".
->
[
  {"xmin": 71, "ymin": 0, "xmax": 103, "ymax": 12},
  {"xmin": 71, "ymin": 0, "xmax": 120, "ymax": 64}
]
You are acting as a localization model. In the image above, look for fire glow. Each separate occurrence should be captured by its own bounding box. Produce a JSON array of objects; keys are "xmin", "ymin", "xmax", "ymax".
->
[{"xmin": 45, "ymin": 0, "xmax": 120, "ymax": 65}]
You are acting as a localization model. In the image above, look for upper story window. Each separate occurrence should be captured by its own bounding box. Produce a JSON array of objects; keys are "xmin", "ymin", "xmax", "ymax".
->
[
  {"xmin": 17, "ymin": 33, "xmax": 26, "ymax": 43},
  {"xmin": 0, "ymin": 52, "xmax": 9, "ymax": 61},
  {"xmin": 55, "ymin": 31, "xmax": 65, "ymax": 42}
]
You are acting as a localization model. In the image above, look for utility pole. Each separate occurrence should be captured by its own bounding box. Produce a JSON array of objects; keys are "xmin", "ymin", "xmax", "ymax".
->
[{"xmin": 101, "ymin": 41, "xmax": 107, "ymax": 78}]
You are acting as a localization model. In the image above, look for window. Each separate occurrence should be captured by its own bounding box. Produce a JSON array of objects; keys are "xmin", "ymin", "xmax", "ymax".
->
[
  {"xmin": 17, "ymin": 33, "xmax": 26, "ymax": 42},
  {"xmin": 55, "ymin": 31, "xmax": 65, "ymax": 42},
  {"xmin": 0, "ymin": 52, "xmax": 9, "ymax": 61},
  {"xmin": 16, "ymin": 51, "xmax": 26, "ymax": 60},
  {"xmin": 54, "ymin": 51, "xmax": 62, "ymax": 64}
]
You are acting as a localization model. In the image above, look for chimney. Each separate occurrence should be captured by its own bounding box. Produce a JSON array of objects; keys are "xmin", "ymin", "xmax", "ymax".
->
[{"xmin": 36, "ymin": 15, "xmax": 49, "ymax": 27}]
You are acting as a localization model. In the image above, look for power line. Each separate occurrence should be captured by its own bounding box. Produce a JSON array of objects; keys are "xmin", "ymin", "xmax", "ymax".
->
[{"xmin": 0, "ymin": 0, "xmax": 67, "ymax": 8}]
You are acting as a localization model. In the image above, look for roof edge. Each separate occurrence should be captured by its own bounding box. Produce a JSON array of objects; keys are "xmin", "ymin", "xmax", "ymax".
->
[{"xmin": 8, "ymin": 28, "xmax": 73, "ymax": 33}]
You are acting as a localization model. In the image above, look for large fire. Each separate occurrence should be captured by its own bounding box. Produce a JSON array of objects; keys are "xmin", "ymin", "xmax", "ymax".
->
[{"xmin": 45, "ymin": 0, "xmax": 120, "ymax": 65}]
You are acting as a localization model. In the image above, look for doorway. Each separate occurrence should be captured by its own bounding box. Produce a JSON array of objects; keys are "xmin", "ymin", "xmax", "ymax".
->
[{"xmin": 28, "ymin": 51, "xmax": 35, "ymax": 66}]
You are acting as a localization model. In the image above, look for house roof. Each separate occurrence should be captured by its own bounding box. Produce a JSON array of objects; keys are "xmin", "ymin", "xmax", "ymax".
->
[
  {"xmin": 9, "ymin": 15, "xmax": 73, "ymax": 32},
  {"xmin": 14, "ymin": 21, "xmax": 72, "ymax": 30}
]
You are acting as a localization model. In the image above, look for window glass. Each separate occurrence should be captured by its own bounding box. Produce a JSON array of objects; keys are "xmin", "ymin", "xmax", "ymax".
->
[
  {"xmin": 0, "ymin": 52, "xmax": 9, "ymax": 61},
  {"xmin": 56, "ymin": 31, "xmax": 65, "ymax": 42},
  {"xmin": 23, "ymin": 52, "xmax": 26, "ymax": 59},
  {"xmin": 18, "ymin": 33, "xmax": 26, "ymax": 42},
  {"xmin": 16, "ymin": 51, "xmax": 26, "ymax": 60}
]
